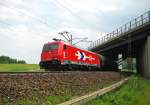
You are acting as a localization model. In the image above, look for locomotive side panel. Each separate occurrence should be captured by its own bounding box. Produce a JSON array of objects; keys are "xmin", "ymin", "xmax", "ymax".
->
[{"xmin": 62, "ymin": 44, "xmax": 101, "ymax": 67}]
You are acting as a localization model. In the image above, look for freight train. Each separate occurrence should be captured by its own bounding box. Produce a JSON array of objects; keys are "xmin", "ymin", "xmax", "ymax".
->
[{"xmin": 39, "ymin": 41, "xmax": 109, "ymax": 70}]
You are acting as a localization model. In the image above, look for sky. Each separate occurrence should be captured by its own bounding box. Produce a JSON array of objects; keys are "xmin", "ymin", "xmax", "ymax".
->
[{"xmin": 0, "ymin": 0, "xmax": 150, "ymax": 64}]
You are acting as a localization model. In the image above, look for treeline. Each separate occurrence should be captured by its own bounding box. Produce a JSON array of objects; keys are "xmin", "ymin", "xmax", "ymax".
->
[{"xmin": 0, "ymin": 56, "xmax": 26, "ymax": 64}]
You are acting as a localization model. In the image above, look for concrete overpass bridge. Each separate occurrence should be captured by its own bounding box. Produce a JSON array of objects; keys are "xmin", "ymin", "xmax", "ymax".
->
[{"xmin": 88, "ymin": 11, "xmax": 150, "ymax": 77}]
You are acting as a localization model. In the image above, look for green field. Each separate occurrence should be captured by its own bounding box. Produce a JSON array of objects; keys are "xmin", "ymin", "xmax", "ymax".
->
[
  {"xmin": 1, "ymin": 95, "xmax": 70, "ymax": 105},
  {"xmin": 0, "ymin": 64, "xmax": 41, "ymax": 72},
  {"xmin": 84, "ymin": 76, "xmax": 150, "ymax": 105}
]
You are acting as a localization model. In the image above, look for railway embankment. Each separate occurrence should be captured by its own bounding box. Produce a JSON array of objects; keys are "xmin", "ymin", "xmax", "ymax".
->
[{"xmin": 0, "ymin": 71, "xmax": 124, "ymax": 105}]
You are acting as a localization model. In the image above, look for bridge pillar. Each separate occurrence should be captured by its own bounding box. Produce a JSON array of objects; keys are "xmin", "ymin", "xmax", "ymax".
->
[{"xmin": 140, "ymin": 36, "xmax": 150, "ymax": 77}]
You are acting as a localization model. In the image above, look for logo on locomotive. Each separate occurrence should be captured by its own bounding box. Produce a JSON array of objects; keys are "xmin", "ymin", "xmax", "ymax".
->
[{"xmin": 75, "ymin": 51, "xmax": 95, "ymax": 61}]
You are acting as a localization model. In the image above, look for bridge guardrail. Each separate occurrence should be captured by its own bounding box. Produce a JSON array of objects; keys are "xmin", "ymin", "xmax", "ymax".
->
[{"xmin": 88, "ymin": 11, "xmax": 150, "ymax": 50}]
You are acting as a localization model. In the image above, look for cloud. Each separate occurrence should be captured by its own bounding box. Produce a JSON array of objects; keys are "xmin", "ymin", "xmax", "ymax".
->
[
  {"xmin": 57, "ymin": 0, "xmax": 120, "ymax": 13},
  {"xmin": 0, "ymin": 0, "xmax": 150, "ymax": 63}
]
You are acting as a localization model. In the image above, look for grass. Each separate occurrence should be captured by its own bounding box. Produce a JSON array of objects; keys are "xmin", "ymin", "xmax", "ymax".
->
[
  {"xmin": 0, "ymin": 64, "xmax": 42, "ymax": 72},
  {"xmin": 0, "ymin": 95, "xmax": 70, "ymax": 105},
  {"xmin": 84, "ymin": 76, "xmax": 150, "ymax": 105}
]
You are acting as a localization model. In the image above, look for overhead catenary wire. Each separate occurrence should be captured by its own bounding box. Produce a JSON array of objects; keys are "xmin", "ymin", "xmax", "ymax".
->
[
  {"xmin": 0, "ymin": 21, "xmax": 50, "ymax": 40},
  {"xmin": 0, "ymin": 0, "xmax": 96, "ymax": 44},
  {"xmin": 52, "ymin": 0, "xmax": 97, "ymax": 29},
  {"xmin": 0, "ymin": 3, "xmax": 56, "ymax": 39},
  {"xmin": 72, "ymin": 37, "xmax": 88, "ymax": 40},
  {"xmin": 0, "ymin": 2, "xmax": 58, "ymax": 30},
  {"xmin": 1, "ymin": 0, "xmax": 95, "ymax": 30},
  {"xmin": 73, "ymin": 39, "xmax": 92, "ymax": 45}
]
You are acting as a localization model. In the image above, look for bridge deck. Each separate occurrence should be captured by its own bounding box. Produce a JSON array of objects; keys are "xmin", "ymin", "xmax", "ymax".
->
[{"xmin": 89, "ymin": 11, "xmax": 150, "ymax": 51}]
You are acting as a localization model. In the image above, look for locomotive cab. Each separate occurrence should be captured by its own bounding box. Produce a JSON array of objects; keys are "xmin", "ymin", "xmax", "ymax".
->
[{"xmin": 39, "ymin": 42, "xmax": 62, "ymax": 69}]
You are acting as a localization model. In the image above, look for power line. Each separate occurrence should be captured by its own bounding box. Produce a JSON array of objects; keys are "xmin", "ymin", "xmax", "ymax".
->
[
  {"xmin": 0, "ymin": 3, "xmax": 55, "ymax": 39},
  {"xmin": 0, "ymin": 1, "xmax": 97, "ymax": 42},
  {"xmin": 73, "ymin": 39, "xmax": 92, "ymax": 45},
  {"xmin": 0, "ymin": 2, "xmax": 58, "ymax": 30},
  {"xmin": 0, "ymin": 21, "xmax": 50, "ymax": 40},
  {"xmin": 53, "ymin": 0, "xmax": 96, "ymax": 29},
  {"xmin": 72, "ymin": 37, "xmax": 88, "ymax": 40}
]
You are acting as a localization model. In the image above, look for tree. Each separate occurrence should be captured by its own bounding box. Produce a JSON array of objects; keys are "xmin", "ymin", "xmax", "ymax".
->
[
  {"xmin": 0, "ymin": 56, "xmax": 26, "ymax": 64},
  {"xmin": 18, "ymin": 60, "xmax": 26, "ymax": 64}
]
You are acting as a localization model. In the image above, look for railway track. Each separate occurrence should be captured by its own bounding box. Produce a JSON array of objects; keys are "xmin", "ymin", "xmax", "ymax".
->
[{"xmin": 0, "ymin": 70, "xmax": 115, "ymax": 75}]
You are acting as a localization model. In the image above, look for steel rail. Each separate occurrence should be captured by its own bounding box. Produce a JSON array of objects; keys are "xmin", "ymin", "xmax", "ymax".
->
[{"xmin": 0, "ymin": 71, "xmax": 115, "ymax": 75}]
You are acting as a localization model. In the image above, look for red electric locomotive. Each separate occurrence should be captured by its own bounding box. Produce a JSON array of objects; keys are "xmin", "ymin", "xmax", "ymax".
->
[{"xmin": 39, "ymin": 41, "xmax": 106, "ymax": 70}]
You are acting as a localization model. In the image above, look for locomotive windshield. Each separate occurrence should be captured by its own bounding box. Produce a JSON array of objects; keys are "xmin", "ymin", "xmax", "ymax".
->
[{"xmin": 43, "ymin": 44, "xmax": 58, "ymax": 51}]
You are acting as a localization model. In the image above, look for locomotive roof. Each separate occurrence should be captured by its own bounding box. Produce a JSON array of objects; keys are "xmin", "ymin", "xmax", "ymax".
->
[{"xmin": 45, "ymin": 41, "xmax": 71, "ymax": 45}]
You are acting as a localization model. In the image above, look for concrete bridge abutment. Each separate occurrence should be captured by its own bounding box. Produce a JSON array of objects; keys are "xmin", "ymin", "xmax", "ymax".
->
[{"xmin": 139, "ymin": 36, "xmax": 150, "ymax": 77}]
